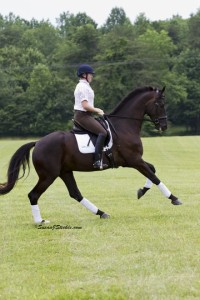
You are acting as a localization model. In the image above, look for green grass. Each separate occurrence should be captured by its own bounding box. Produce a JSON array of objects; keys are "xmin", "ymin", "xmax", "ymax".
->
[{"xmin": 0, "ymin": 136, "xmax": 200, "ymax": 299}]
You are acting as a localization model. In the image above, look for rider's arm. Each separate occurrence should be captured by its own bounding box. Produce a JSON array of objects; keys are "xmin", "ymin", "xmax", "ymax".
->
[{"xmin": 81, "ymin": 100, "xmax": 104, "ymax": 115}]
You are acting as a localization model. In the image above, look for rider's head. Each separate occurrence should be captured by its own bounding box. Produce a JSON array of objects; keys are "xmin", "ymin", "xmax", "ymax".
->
[{"xmin": 77, "ymin": 64, "xmax": 95, "ymax": 82}]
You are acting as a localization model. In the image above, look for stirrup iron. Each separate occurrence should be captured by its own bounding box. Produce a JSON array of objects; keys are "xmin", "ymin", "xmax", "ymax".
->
[{"xmin": 93, "ymin": 160, "xmax": 108, "ymax": 170}]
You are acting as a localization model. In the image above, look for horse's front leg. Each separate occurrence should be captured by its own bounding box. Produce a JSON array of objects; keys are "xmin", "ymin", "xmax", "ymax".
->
[
  {"xmin": 137, "ymin": 161, "xmax": 154, "ymax": 199},
  {"xmin": 135, "ymin": 160, "xmax": 182, "ymax": 205},
  {"xmin": 137, "ymin": 178, "xmax": 153, "ymax": 199}
]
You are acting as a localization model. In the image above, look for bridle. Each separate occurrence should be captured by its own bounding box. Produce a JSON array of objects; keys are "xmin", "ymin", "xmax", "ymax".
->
[{"xmin": 153, "ymin": 90, "xmax": 168, "ymax": 126}]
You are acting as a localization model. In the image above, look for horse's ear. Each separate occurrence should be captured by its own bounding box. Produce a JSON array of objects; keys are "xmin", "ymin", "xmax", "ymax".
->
[{"xmin": 161, "ymin": 86, "xmax": 166, "ymax": 93}]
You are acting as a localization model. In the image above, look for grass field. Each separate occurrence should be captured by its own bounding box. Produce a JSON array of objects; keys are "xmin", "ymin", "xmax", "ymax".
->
[{"xmin": 0, "ymin": 136, "xmax": 200, "ymax": 300}]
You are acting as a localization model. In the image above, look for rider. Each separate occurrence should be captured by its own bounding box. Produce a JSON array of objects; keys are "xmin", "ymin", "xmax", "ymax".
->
[{"xmin": 74, "ymin": 64, "xmax": 108, "ymax": 170}]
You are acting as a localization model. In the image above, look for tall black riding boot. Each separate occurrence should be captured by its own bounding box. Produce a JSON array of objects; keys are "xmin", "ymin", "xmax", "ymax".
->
[{"xmin": 93, "ymin": 133, "xmax": 108, "ymax": 169}]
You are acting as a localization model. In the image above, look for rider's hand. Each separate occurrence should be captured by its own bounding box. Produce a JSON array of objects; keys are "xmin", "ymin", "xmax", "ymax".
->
[{"xmin": 95, "ymin": 108, "xmax": 104, "ymax": 115}]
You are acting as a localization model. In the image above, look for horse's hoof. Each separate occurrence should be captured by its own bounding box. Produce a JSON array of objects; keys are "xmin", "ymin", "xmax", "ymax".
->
[
  {"xmin": 37, "ymin": 219, "xmax": 50, "ymax": 224},
  {"xmin": 100, "ymin": 213, "xmax": 110, "ymax": 219},
  {"xmin": 137, "ymin": 188, "xmax": 143, "ymax": 199},
  {"xmin": 171, "ymin": 199, "xmax": 182, "ymax": 205}
]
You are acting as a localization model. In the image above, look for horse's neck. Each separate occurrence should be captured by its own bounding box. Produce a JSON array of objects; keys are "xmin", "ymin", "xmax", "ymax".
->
[
  {"xmin": 110, "ymin": 97, "xmax": 145, "ymax": 119},
  {"xmin": 109, "ymin": 91, "xmax": 154, "ymax": 135},
  {"xmin": 108, "ymin": 100, "xmax": 144, "ymax": 136}
]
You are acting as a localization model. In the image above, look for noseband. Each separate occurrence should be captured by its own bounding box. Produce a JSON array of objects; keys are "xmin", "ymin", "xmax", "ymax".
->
[{"xmin": 153, "ymin": 116, "xmax": 168, "ymax": 126}]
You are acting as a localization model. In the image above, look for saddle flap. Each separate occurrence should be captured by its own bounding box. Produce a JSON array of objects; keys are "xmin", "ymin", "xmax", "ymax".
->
[{"xmin": 72, "ymin": 118, "xmax": 113, "ymax": 154}]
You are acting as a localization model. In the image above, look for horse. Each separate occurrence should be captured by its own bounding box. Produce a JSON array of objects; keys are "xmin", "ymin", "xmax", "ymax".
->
[{"xmin": 0, "ymin": 86, "xmax": 182, "ymax": 224}]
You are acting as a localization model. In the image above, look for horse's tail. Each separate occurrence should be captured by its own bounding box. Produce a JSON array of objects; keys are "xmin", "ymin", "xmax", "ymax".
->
[{"xmin": 0, "ymin": 142, "xmax": 36, "ymax": 195}]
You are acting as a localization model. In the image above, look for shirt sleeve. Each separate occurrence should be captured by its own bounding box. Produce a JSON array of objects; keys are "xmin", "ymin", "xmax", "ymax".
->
[{"xmin": 77, "ymin": 84, "xmax": 89, "ymax": 102}]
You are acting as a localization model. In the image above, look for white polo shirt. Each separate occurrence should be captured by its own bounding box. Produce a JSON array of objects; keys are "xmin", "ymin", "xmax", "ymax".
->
[{"xmin": 74, "ymin": 79, "xmax": 94, "ymax": 111}]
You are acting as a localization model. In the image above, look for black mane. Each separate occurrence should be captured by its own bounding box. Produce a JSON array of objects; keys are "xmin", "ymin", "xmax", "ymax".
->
[{"xmin": 111, "ymin": 86, "xmax": 155, "ymax": 114}]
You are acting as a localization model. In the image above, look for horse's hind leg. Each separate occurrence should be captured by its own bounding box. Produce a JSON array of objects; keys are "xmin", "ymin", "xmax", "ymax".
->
[
  {"xmin": 28, "ymin": 176, "xmax": 56, "ymax": 224},
  {"xmin": 59, "ymin": 171, "xmax": 110, "ymax": 219},
  {"xmin": 137, "ymin": 162, "xmax": 155, "ymax": 199}
]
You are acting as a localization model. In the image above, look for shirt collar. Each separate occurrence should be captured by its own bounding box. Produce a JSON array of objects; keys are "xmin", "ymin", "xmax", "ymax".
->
[{"xmin": 79, "ymin": 78, "xmax": 89, "ymax": 85}]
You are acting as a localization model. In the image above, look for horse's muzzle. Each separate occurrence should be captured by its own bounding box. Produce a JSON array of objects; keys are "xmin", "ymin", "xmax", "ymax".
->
[
  {"xmin": 160, "ymin": 124, "xmax": 168, "ymax": 132},
  {"xmin": 154, "ymin": 117, "xmax": 167, "ymax": 131}
]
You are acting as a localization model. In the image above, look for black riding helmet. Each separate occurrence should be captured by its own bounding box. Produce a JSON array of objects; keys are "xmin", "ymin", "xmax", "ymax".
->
[{"xmin": 77, "ymin": 64, "xmax": 95, "ymax": 77}]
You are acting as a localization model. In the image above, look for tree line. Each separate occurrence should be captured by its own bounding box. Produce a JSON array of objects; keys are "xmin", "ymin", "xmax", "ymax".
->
[{"xmin": 0, "ymin": 7, "xmax": 200, "ymax": 136}]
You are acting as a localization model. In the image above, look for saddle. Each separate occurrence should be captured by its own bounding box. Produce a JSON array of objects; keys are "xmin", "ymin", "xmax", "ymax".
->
[
  {"xmin": 71, "ymin": 117, "xmax": 116, "ymax": 168},
  {"xmin": 72, "ymin": 116, "xmax": 110, "ymax": 144}
]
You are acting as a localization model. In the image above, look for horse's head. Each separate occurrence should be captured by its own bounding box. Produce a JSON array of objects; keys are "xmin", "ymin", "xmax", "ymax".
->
[{"xmin": 147, "ymin": 86, "xmax": 167, "ymax": 132}]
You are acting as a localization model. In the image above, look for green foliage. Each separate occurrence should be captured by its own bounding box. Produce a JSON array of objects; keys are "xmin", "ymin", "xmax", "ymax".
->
[
  {"xmin": 188, "ymin": 9, "xmax": 200, "ymax": 49},
  {"xmin": 172, "ymin": 48, "xmax": 200, "ymax": 133},
  {"xmin": 0, "ymin": 9, "xmax": 200, "ymax": 136},
  {"xmin": 102, "ymin": 7, "xmax": 131, "ymax": 31},
  {"xmin": 22, "ymin": 21, "xmax": 60, "ymax": 57},
  {"xmin": 134, "ymin": 13, "xmax": 152, "ymax": 36}
]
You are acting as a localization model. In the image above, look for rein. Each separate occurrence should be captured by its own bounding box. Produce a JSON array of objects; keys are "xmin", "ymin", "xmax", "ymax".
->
[
  {"xmin": 105, "ymin": 114, "xmax": 167, "ymax": 124},
  {"xmin": 104, "ymin": 114, "xmax": 167, "ymax": 138}
]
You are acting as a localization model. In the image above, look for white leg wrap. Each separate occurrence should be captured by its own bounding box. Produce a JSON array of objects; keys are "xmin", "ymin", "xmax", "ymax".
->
[
  {"xmin": 31, "ymin": 205, "xmax": 43, "ymax": 223},
  {"xmin": 80, "ymin": 198, "xmax": 98, "ymax": 214},
  {"xmin": 158, "ymin": 182, "xmax": 171, "ymax": 198},
  {"xmin": 144, "ymin": 178, "xmax": 153, "ymax": 189}
]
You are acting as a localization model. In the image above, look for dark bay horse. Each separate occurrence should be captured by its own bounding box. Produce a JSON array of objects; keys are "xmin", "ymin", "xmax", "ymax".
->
[{"xmin": 0, "ymin": 86, "xmax": 182, "ymax": 224}]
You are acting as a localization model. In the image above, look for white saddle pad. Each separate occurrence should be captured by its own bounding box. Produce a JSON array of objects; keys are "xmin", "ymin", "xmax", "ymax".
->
[{"xmin": 74, "ymin": 122, "xmax": 113, "ymax": 154}]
